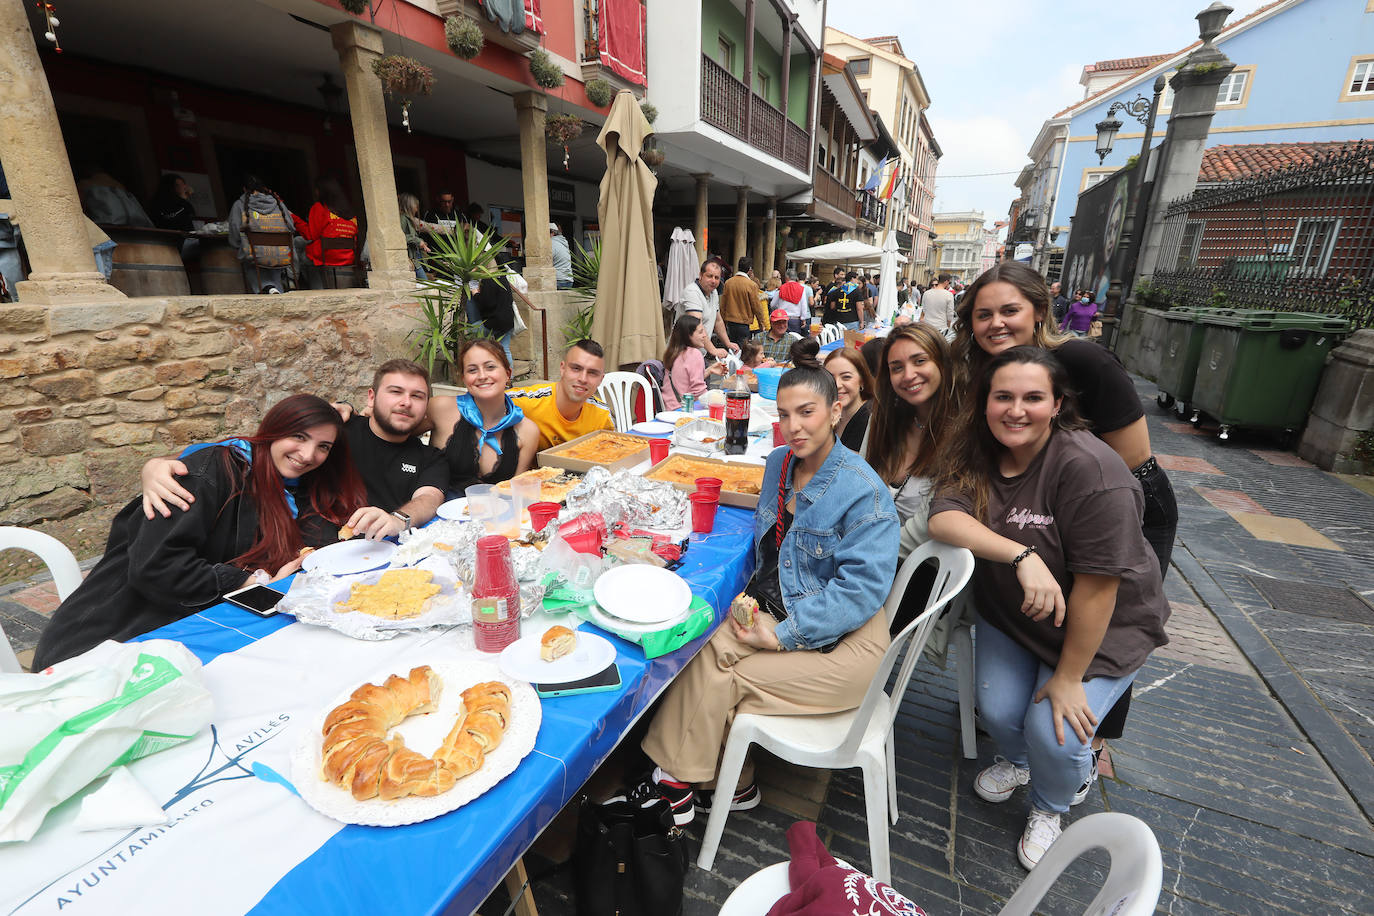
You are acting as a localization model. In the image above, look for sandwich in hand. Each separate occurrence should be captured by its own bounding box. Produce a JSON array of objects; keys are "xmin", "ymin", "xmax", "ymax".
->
[{"xmin": 730, "ymin": 593, "xmax": 759, "ymax": 629}]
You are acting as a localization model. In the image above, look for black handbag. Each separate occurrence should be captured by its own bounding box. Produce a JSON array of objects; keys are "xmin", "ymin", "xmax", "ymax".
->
[{"xmin": 573, "ymin": 791, "xmax": 690, "ymax": 916}]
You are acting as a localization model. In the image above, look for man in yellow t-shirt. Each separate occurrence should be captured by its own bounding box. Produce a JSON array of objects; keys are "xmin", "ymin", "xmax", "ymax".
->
[{"xmin": 511, "ymin": 339, "xmax": 614, "ymax": 449}]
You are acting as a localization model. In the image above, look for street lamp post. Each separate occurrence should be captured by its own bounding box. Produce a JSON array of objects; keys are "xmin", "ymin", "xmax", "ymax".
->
[{"xmin": 1096, "ymin": 76, "xmax": 1166, "ymax": 348}]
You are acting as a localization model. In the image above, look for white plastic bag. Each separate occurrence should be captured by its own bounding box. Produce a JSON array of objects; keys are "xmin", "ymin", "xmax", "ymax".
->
[{"xmin": 0, "ymin": 639, "xmax": 213, "ymax": 843}]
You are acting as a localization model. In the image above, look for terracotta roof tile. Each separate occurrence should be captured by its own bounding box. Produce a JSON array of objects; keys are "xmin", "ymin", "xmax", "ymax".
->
[
  {"xmin": 1198, "ymin": 141, "xmax": 1351, "ymax": 182},
  {"xmin": 1087, "ymin": 54, "xmax": 1171, "ymax": 73},
  {"xmin": 1051, "ymin": 0, "xmax": 1290, "ymax": 119}
]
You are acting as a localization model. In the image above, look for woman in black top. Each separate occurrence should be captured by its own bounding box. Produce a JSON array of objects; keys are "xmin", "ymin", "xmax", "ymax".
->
[
  {"xmin": 33, "ymin": 395, "xmax": 366, "ymax": 669},
  {"xmin": 469, "ymin": 254, "xmax": 520, "ymax": 366},
  {"xmin": 824, "ymin": 346, "xmax": 875, "ymax": 453},
  {"xmin": 428, "ymin": 339, "xmax": 539, "ymax": 498},
  {"xmin": 952, "ymin": 261, "xmax": 1178, "ymax": 764}
]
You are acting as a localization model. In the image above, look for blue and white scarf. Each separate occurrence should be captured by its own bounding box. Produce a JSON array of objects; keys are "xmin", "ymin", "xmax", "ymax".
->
[
  {"xmin": 222, "ymin": 438, "xmax": 299, "ymax": 519},
  {"xmin": 454, "ymin": 393, "xmax": 525, "ymax": 456}
]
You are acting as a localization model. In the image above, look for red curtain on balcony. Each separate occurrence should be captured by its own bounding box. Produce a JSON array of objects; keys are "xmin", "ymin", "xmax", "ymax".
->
[
  {"xmin": 597, "ymin": 0, "xmax": 646, "ymax": 86},
  {"xmin": 525, "ymin": 0, "xmax": 543, "ymax": 34}
]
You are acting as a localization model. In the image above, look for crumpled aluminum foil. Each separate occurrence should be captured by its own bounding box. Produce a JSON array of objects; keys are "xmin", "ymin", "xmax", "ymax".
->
[{"xmin": 564, "ymin": 467, "xmax": 688, "ymax": 529}]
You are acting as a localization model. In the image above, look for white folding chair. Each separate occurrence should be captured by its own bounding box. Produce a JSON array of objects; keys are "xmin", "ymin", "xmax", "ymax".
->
[
  {"xmin": 0, "ymin": 526, "xmax": 83, "ymax": 673},
  {"xmin": 595, "ymin": 371, "xmax": 651, "ymax": 431},
  {"xmin": 998, "ymin": 812, "xmax": 1163, "ymax": 916},
  {"xmin": 696, "ymin": 541, "xmax": 975, "ymax": 884}
]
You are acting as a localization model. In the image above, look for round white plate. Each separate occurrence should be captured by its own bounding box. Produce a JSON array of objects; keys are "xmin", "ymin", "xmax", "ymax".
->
[
  {"xmin": 630, "ymin": 420, "xmax": 675, "ymax": 435},
  {"xmin": 498, "ymin": 628, "xmax": 616, "ymax": 683},
  {"xmin": 656, "ymin": 409, "xmax": 705, "ymax": 423},
  {"xmin": 435, "ymin": 497, "xmax": 469, "ymax": 521},
  {"xmin": 302, "ymin": 539, "xmax": 397, "ymax": 576},
  {"xmin": 593, "ymin": 565, "xmax": 692, "ymax": 625},
  {"xmin": 586, "ymin": 598, "xmax": 692, "ymax": 637},
  {"xmin": 290, "ymin": 659, "xmax": 539, "ymax": 827}
]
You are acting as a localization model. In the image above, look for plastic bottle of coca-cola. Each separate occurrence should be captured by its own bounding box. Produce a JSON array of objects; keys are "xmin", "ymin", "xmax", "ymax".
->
[{"xmin": 724, "ymin": 369, "xmax": 751, "ymax": 455}]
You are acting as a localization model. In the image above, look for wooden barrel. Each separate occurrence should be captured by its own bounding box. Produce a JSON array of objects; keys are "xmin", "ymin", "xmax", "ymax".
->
[
  {"xmin": 190, "ymin": 234, "xmax": 248, "ymax": 295},
  {"xmin": 102, "ymin": 225, "xmax": 191, "ymax": 297}
]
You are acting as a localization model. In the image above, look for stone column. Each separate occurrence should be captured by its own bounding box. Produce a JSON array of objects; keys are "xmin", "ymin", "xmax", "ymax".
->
[
  {"xmin": 331, "ymin": 21, "xmax": 413, "ymax": 293},
  {"xmin": 777, "ymin": 223, "xmax": 791, "ymax": 276},
  {"xmin": 0, "ymin": 0, "xmax": 118, "ymax": 304},
  {"xmin": 1298, "ymin": 329, "xmax": 1374, "ymax": 471},
  {"xmin": 733, "ymin": 187, "xmax": 749, "ymax": 270},
  {"xmin": 693, "ymin": 173, "xmax": 711, "ymax": 265},
  {"xmin": 1136, "ymin": 4, "xmax": 1236, "ymax": 279},
  {"xmin": 515, "ymin": 91, "xmax": 555, "ymax": 293},
  {"xmin": 764, "ymin": 197, "xmax": 778, "ymax": 274},
  {"xmin": 751, "ymin": 215, "xmax": 765, "ymax": 277}
]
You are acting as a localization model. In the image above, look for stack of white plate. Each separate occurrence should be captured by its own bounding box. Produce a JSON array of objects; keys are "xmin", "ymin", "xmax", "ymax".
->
[{"xmin": 587, "ymin": 565, "xmax": 694, "ymax": 636}]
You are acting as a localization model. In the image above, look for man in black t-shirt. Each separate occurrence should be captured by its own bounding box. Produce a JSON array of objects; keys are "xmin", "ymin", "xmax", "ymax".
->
[
  {"xmin": 139, "ymin": 360, "xmax": 449, "ymax": 541},
  {"xmin": 822, "ymin": 270, "xmax": 867, "ymax": 328}
]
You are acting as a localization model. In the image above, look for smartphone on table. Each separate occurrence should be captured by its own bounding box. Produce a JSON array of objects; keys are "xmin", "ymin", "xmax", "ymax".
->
[
  {"xmin": 534, "ymin": 663, "xmax": 622, "ymax": 698},
  {"xmin": 224, "ymin": 584, "xmax": 287, "ymax": 617}
]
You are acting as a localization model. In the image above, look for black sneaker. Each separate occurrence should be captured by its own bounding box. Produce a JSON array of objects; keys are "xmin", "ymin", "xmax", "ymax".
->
[
  {"xmin": 696, "ymin": 783, "xmax": 761, "ymax": 815},
  {"xmin": 632, "ymin": 774, "xmax": 695, "ymax": 826}
]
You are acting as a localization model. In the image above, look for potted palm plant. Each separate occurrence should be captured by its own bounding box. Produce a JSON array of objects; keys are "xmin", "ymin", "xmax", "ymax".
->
[{"xmin": 411, "ymin": 225, "xmax": 512, "ymax": 386}]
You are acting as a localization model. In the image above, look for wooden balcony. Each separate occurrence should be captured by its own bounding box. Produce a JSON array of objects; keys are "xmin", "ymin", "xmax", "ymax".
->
[
  {"xmin": 810, "ymin": 166, "xmax": 858, "ymax": 230},
  {"xmin": 701, "ymin": 54, "xmax": 810, "ymax": 174}
]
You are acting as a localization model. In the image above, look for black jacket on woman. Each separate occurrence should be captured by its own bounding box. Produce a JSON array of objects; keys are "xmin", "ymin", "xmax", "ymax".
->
[
  {"xmin": 471, "ymin": 277, "xmax": 516, "ymax": 337},
  {"xmin": 32, "ymin": 446, "xmax": 332, "ymax": 669}
]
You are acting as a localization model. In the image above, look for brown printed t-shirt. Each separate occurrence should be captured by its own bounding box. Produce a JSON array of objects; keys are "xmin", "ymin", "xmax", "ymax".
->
[{"xmin": 930, "ymin": 428, "xmax": 1170, "ymax": 679}]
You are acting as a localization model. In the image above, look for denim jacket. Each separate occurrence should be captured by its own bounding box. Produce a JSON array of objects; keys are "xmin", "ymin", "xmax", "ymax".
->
[{"xmin": 754, "ymin": 440, "xmax": 899, "ymax": 651}]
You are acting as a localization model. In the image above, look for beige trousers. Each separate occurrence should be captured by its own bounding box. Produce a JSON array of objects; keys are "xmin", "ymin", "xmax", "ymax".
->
[{"xmin": 641, "ymin": 610, "xmax": 890, "ymax": 788}]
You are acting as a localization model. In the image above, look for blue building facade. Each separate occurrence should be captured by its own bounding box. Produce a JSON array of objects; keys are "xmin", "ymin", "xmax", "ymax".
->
[{"xmin": 1036, "ymin": 0, "xmax": 1374, "ymax": 257}]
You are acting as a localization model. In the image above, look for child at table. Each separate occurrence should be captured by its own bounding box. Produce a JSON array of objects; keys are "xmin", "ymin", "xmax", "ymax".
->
[
  {"xmin": 32, "ymin": 395, "xmax": 367, "ymax": 669},
  {"xmin": 638, "ymin": 339, "xmax": 898, "ymax": 824}
]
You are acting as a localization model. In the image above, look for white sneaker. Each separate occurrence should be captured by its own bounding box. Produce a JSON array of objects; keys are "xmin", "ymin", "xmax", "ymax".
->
[
  {"xmin": 1071, "ymin": 747, "xmax": 1102, "ymax": 806},
  {"xmin": 1018, "ymin": 809, "xmax": 1062, "ymax": 870},
  {"xmin": 974, "ymin": 757, "xmax": 1031, "ymax": 803}
]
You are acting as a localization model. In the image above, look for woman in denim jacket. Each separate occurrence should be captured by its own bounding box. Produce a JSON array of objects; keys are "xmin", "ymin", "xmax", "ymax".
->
[{"xmin": 640, "ymin": 338, "xmax": 898, "ymax": 825}]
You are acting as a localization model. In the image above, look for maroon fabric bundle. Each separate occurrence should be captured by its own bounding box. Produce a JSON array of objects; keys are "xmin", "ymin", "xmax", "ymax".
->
[{"xmin": 765, "ymin": 822, "xmax": 926, "ymax": 916}]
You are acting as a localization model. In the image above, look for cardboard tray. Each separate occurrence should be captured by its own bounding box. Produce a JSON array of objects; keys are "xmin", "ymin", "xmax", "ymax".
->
[
  {"xmin": 537, "ymin": 429, "xmax": 650, "ymax": 474},
  {"xmin": 643, "ymin": 453, "xmax": 765, "ymax": 509}
]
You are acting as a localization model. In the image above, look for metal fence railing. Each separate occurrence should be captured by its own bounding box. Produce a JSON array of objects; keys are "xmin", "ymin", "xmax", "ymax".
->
[{"xmin": 1144, "ymin": 140, "xmax": 1374, "ymax": 329}]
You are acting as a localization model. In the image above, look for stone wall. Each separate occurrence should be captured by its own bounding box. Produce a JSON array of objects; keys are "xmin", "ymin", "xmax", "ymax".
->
[{"xmin": 0, "ymin": 291, "xmax": 415, "ymax": 578}]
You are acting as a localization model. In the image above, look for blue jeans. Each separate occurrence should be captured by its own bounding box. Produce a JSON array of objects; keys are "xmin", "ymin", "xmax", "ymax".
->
[
  {"xmin": 975, "ymin": 618, "xmax": 1136, "ymax": 814},
  {"xmin": 841, "ymin": 321, "xmax": 859, "ymax": 331}
]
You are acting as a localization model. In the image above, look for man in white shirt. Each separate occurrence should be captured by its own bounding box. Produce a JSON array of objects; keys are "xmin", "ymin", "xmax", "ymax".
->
[
  {"xmin": 678, "ymin": 258, "xmax": 736, "ymax": 359},
  {"xmin": 921, "ymin": 273, "xmax": 956, "ymax": 333}
]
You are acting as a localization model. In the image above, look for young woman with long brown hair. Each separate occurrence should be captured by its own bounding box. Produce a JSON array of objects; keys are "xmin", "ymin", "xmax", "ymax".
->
[
  {"xmin": 823, "ymin": 346, "xmax": 874, "ymax": 452},
  {"xmin": 33, "ymin": 395, "xmax": 367, "ymax": 668}
]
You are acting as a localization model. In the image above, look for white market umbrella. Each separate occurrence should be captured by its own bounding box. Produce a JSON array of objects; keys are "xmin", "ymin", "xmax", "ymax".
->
[
  {"xmin": 662, "ymin": 227, "xmax": 697, "ymax": 317},
  {"xmin": 786, "ymin": 237, "xmax": 908, "ymax": 267},
  {"xmin": 876, "ymin": 232, "xmax": 900, "ymax": 323}
]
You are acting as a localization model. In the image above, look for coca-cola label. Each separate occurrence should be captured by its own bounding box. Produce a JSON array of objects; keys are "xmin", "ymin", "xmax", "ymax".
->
[{"xmin": 726, "ymin": 395, "xmax": 750, "ymax": 421}]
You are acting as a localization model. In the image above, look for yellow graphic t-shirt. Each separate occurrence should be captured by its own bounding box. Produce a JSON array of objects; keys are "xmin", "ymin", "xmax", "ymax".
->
[{"xmin": 510, "ymin": 385, "xmax": 614, "ymax": 450}]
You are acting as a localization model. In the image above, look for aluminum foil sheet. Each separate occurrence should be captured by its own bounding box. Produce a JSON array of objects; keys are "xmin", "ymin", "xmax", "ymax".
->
[{"xmin": 564, "ymin": 467, "xmax": 688, "ymax": 530}]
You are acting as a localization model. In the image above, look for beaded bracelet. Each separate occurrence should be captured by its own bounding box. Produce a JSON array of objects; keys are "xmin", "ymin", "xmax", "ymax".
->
[{"xmin": 1010, "ymin": 545, "xmax": 1037, "ymax": 570}]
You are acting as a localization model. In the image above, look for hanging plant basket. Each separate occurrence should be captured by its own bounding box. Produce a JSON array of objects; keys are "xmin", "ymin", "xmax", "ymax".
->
[
  {"xmin": 639, "ymin": 101, "xmax": 658, "ymax": 125},
  {"xmin": 338, "ymin": 0, "xmax": 370, "ymax": 15},
  {"xmin": 372, "ymin": 55, "xmax": 435, "ymax": 98},
  {"xmin": 528, "ymin": 49, "xmax": 565, "ymax": 89},
  {"xmin": 641, "ymin": 147, "xmax": 665, "ymax": 168},
  {"xmin": 546, "ymin": 114, "xmax": 584, "ymax": 171},
  {"xmin": 444, "ymin": 16, "xmax": 484, "ymax": 60},
  {"xmin": 584, "ymin": 78, "xmax": 614, "ymax": 108}
]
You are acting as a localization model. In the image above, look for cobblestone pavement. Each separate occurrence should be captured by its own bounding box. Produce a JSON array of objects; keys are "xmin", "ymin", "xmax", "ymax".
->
[{"xmin": 5, "ymin": 374, "xmax": 1373, "ymax": 914}]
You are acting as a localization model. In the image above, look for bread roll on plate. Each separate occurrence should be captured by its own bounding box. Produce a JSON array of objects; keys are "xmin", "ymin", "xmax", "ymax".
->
[{"xmin": 540, "ymin": 625, "xmax": 577, "ymax": 662}]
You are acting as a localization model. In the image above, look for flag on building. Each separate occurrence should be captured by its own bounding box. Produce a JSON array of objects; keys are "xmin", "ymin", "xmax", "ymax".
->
[
  {"xmin": 859, "ymin": 156, "xmax": 887, "ymax": 193},
  {"xmin": 880, "ymin": 162, "xmax": 902, "ymax": 201}
]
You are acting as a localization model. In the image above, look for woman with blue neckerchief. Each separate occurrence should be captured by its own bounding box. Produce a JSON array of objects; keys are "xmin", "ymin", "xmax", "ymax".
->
[
  {"xmin": 32, "ymin": 395, "xmax": 366, "ymax": 669},
  {"xmin": 427, "ymin": 339, "xmax": 539, "ymax": 498}
]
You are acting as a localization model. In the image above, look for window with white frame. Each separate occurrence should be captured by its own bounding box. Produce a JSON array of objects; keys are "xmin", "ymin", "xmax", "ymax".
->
[
  {"xmin": 1174, "ymin": 221, "xmax": 1204, "ymax": 270},
  {"xmin": 1216, "ymin": 70, "xmax": 1247, "ymax": 105},
  {"xmin": 1349, "ymin": 59, "xmax": 1374, "ymax": 95},
  {"xmin": 1290, "ymin": 218, "xmax": 1341, "ymax": 276},
  {"xmin": 1086, "ymin": 173, "xmax": 1106, "ymax": 188}
]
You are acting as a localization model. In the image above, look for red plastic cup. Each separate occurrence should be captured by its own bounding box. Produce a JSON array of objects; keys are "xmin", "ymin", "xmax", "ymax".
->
[
  {"xmin": 708, "ymin": 403, "xmax": 725, "ymax": 420},
  {"xmin": 472, "ymin": 535, "xmax": 521, "ymax": 652},
  {"xmin": 689, "ymin": 491, "xmax": 719, "ymax": 533},
  {"xmin": 694, "ymin": 477, "xmax": 723, "ymax": 500},
  {"xmin": 772, "ymin": 421, "xmax": 784, "ymax": 447},
  {"xmin": 648, "ymin": 436, "xmax": 671, "ymax": 464},
  {"xmin": 558, "ymin": 511, "xmax": 608, "ymax": 555},
  {"xmin": 527, "ymin": 501, "xmax": 561, "ymax": 532}
]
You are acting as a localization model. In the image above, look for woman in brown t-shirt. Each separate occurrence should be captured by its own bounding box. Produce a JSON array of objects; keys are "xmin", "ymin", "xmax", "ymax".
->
[{"xmin": 929, "ymin": 347, "xmax": 1170, "ymax": 870}]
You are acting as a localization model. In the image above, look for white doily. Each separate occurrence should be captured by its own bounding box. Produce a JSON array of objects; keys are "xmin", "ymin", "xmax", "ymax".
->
[
  {"xmin": 289, "ymin": 659, "xmax": 540, "ymax": 827},
  {"xmin": 279, "ymin": 558, "xmax": 475, "ymax": 640}
]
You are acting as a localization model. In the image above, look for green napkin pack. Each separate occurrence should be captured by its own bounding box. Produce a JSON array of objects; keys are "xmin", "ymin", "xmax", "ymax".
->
[{"xmin": 544, "ymin": 582, "xmax": 717, "ymax": 659}]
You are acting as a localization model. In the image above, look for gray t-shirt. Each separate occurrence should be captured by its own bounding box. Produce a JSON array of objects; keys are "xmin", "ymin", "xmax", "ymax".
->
[
  {"xmin": 920, "ymin": 287, "xmax": 955, "ymax": 331},
  {"xmin": 930, "ymin": 428, "xmax": 1170, "ymax": 679}
]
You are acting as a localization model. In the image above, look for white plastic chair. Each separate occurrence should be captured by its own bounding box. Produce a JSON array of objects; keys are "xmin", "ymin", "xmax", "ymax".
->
[
  {"xmin": 818, "ymin": 324, "xmax": 842, "ymax": 345},
  {"xmin": 720, "ymin": 812, "xmax": 1162, "ymax": 916},
  {"xmin": 0, "ymin": 527, "xmax": 82, "ymax": 673},
  {"xmin": 595, "ymin": 371, "xmax": 651, "ymax": 431},
  {"xmin": 998, "ymin": 812, "xmax": 1163, "ymax": 916},
  {"xmin": 953, "ymin": 604, "xmax": 977, "ymax": 759},
  {"xmin": 696, "ymin": 541, "xmax": 975, "ymax": 884}
]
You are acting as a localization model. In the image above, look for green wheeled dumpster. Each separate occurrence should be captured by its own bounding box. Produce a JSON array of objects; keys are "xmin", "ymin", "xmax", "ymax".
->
[
  {"xmin": 1154, "ymin": 307, "xmax": 1220, "ymax": 418},
  {"xmin": 1122, "ymin": 307, "xmax": 1171, "ymax": 383},
  {"xmin": 1189, "ymin": 310, "xmax": 1352, "ymax": 440}
]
